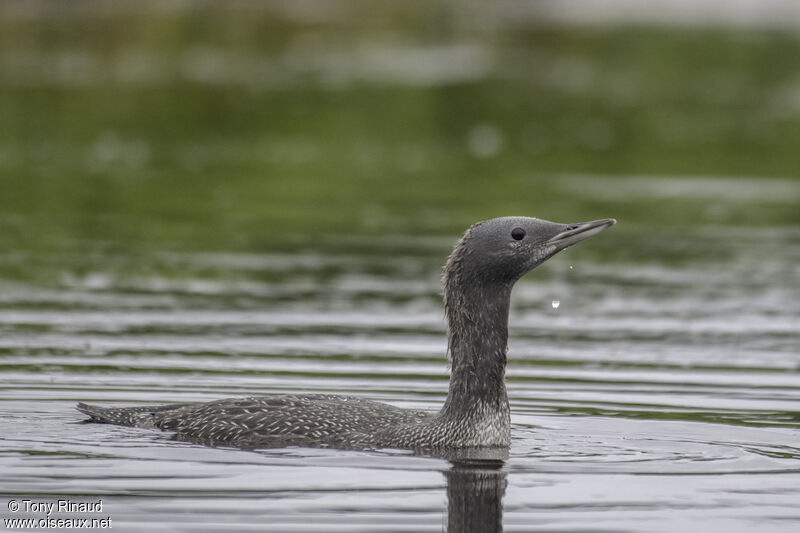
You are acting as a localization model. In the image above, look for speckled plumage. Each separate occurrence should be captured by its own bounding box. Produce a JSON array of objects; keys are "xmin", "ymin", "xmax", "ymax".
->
[{"xmin": 78, "ymin": 216, "xmax": 615, "ymax": 451}]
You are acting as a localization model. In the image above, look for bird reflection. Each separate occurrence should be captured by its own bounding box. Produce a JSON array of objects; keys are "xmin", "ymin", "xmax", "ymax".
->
[{"xmin": 439, "ymin": 447, "xmax": 508, "ymax": 533}]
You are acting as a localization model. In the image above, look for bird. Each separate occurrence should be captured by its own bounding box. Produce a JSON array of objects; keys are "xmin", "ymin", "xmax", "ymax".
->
[{"xmin": 78, "ymin": 216, "xmax": 615, "ymax": 451}]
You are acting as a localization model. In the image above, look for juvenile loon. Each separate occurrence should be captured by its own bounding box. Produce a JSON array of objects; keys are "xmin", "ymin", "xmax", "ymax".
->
[{"xmin": 78, "ymin": 216, "xmax": 615, "ymax": 450}]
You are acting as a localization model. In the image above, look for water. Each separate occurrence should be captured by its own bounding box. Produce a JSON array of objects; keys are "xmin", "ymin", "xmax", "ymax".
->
[
  {"xmin": 2, "ymin": 2, "xmax": 800, "ymax": 531},
  {"xmin": 1, "ymin": 219, "xmax": 798, "ymax": 532}
]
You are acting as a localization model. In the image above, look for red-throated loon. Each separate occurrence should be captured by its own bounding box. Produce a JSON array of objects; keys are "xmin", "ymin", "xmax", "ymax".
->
[{"xmin": 78, "ymin": 216, "xmax": 616, "ymax": 450}]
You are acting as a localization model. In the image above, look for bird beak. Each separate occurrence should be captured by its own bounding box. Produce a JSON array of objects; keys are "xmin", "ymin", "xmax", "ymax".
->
[{"xmin": 545, "ymin": 218, "xmax": 616, "ymax": 252}]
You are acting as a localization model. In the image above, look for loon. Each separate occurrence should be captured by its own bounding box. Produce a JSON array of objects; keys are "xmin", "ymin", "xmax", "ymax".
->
[{"xmin": 78, "ymin": 216, "xmax": 615, "ymax": 450}]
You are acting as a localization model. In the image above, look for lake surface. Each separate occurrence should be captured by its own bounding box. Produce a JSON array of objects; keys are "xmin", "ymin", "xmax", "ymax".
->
[
  {"xmin": 2, "ymin": 2, "xmax": 800, "ymax": 531},
  {"xmin": 2, "ymin": 197, "xmax": 799, "ymax": 531}
]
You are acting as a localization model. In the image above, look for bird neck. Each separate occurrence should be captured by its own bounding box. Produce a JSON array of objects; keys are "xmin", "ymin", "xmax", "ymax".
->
[{"xmin": 440, "ymin": 274, "xmax": 511, "ymax": 420}]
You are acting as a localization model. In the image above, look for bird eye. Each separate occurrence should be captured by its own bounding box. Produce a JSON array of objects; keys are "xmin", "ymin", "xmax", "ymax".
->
[{"xmin": 511, "ymin": 227, "xmax": 526, "ymax": 240}]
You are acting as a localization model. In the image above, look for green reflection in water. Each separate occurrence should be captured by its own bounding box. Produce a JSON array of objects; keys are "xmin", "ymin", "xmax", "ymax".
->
[{"xmin": 1, "ymin": 5, "xmax": 799, "ymax": 270}]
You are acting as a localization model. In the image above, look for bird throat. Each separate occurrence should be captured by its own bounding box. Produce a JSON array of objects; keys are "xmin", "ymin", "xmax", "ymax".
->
[{"xmin": 440, "ymin": 265, "xmax": 511, "ymax": 421}]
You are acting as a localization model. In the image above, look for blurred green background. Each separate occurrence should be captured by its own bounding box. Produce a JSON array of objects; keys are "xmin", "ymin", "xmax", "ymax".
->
[{"xmin": 1, "ymin": 0, "xmax": 798, "ymax": 266}]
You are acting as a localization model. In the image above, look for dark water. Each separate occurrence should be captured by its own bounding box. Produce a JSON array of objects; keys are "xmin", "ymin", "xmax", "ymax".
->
[
  {"xmin": 2, "ymin": 205, "xmax": 799, "ymax": 531},
  {"xmin": 1, "ymin": 2, "xmax": 800, "ymax": 532}
]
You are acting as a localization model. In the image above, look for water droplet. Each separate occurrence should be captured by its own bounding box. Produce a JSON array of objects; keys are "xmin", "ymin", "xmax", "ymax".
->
[
  {"xmin": 569, "ymin": 265, "xmax": 574, "ymax": 270},
  {"xmin": 551, "ymin": 299, "xmax": 560, "ymax": 309}
]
